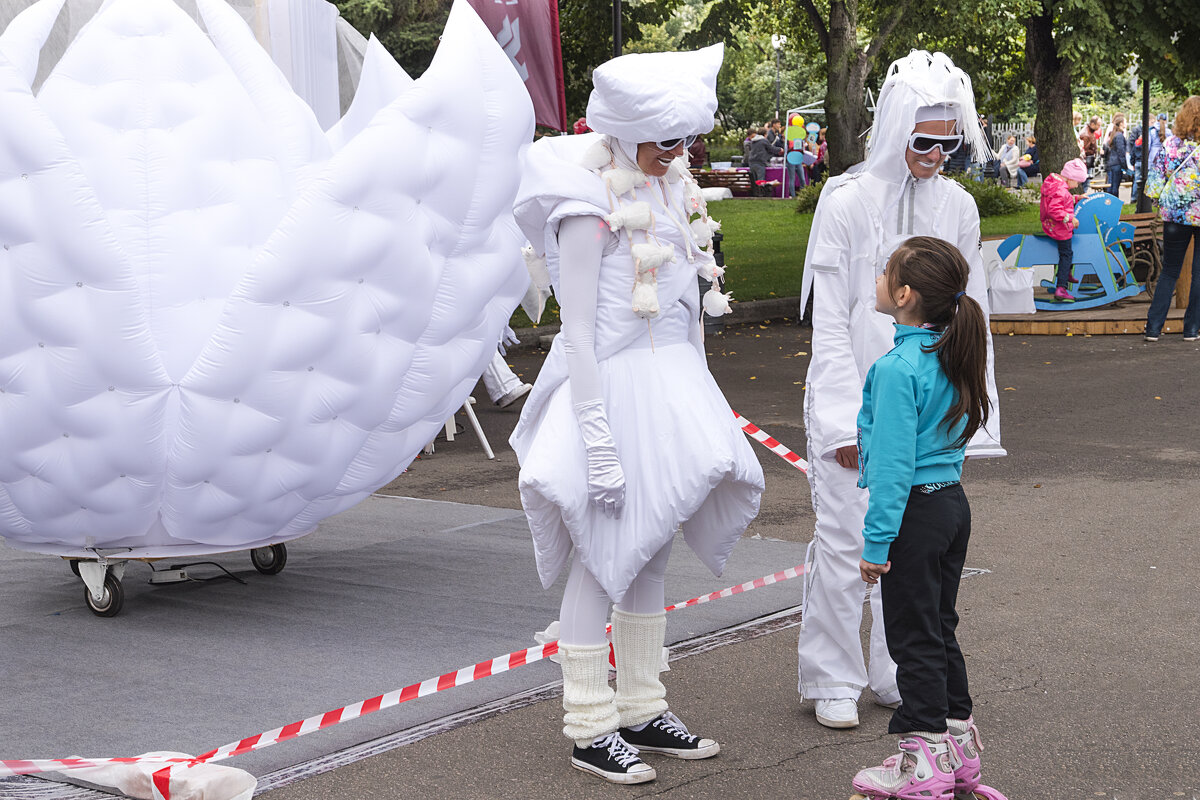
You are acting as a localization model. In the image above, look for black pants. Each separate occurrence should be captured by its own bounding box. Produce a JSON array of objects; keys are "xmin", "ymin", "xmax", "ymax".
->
[
  {"xmin": 1055, "ymin": 237, "xmax": 1073, "ymax": 288},
  {"xmin": 881, "ymin": 485, "xmax": 973, "ymax": 734}
]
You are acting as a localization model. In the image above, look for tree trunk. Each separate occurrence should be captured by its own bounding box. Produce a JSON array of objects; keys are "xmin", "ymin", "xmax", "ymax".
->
[
  {"xmin": 1025, "ymin": 11, "xmax": 1075, "ymax": 181},
  {"xmin": 824, "ymin": 1, "xmax": 870, "ymax": 175}
]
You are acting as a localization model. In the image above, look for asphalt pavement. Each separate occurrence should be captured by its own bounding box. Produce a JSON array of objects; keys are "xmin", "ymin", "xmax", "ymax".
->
[{"xmin": 258, "ymin": 316, "xmax": 1200, "ymax": 800}]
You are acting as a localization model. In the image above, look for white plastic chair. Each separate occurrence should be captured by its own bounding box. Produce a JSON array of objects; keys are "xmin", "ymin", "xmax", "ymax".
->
[{"xmin": 424, "ymin": 396, "xmax": 495, "ymax": 459}]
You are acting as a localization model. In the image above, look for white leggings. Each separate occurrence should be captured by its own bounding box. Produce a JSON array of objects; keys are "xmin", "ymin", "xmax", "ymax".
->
[{"xmin": 559, "ymin": 539, "xmax": 673, "ymax": 646}]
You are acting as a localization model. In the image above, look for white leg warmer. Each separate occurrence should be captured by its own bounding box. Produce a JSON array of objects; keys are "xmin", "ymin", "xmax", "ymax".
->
[
  {"xmin": 611, "ymin": 608, "xmax": 669, "ymax": 729},
  {"xmin": 560, "ymin": 642, "xmax": 620, "ymax": 747}
]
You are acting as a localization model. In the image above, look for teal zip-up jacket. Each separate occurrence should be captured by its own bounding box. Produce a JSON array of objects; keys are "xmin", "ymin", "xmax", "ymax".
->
[{"xmin": 857, "ymin": 324, "xmax": 967, "ymax": 565}]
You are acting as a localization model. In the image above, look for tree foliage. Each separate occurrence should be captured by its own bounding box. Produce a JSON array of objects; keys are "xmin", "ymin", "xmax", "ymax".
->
[
  {"xmin": 328, "ymin": 0, "xmax": 1200, "ymax": 171},
  {"xmin": 557, "ymin": 0, "xmax": 683, "ymax": 120},
  {"xmin": 875, "ymin": 0, "xmax": 1029, "ymax": 117},
  {"xmin": 779, "ymin": 0, "xmax": 914, "ymax": 174},
  {"xmin": 332, "ymin": 0, "xmax": 451, "ymax": 77},
  {"xmin": 1121, "ymin": 0, "xmax": 1200, "ymax": 97}
]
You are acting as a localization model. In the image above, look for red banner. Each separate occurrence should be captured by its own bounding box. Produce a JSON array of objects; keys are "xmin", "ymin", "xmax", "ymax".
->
[{"xmin": 466, "ymin": 0, "xmax": 568, "ymax": 131}]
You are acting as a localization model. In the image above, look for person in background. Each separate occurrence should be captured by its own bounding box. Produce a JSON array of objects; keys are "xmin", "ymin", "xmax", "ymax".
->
[
  {"xmin": 1130, "ymin": 124, "xmax": 1144, "ymax": 200},
  {"xmin": 688, "ymin": 134, "xmax": 708, "ymax": 169},
  {"xmin": 1143, "ymin": 96, "xmax": 1200, "ymax": 342},
  {"xmin": 784, "ymin": 129, "xmax": 801, "ymax": 198},
  {"xmin": 1019, "ymin": 135, "xmax": 1039, "ymax": 180},
  {"xmin": 1040, "ymin": 158, "xmax": 1088, "ymax": 303},
  {"xmin": 747, "ymin": 126, "xmax": 783, "ymax": 196},
  {"xmin": 814, "ymin": 128, "xmax": 828, "ymax": 183},
  {"xmin": 767, "ymin": 118, "xmax": 784, "ymax": 149},
  {"xmin": 997, "ymin": 135, "xmax": 1021, "ymax": 187},
  {"xmin": 481, "ymin": 352, "xmax": 532, "ymax": 408},
  {"xmin": 1149, "ymin": 113, "xmax": 1167, "ymax": 166},
  {"xmin": 1105, "ymin": 113, "xmax": 1127, "ymax": 198},
  {"xmin": 798, "ymin": 138, "xmax": 816, "ymax": 188},
  {"xmin": 1079, "ymin": 117, "xmax": 1101, "ymax": 188}
]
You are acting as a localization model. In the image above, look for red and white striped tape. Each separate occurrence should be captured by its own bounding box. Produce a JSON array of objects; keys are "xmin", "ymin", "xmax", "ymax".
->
[
  {"xmin": 1, "ymin": 561, "xmax": 807, "ymax": 788},
  {"xmin": 732, "ymin": 410, "xmax": 809, "ymax": 474},
  {"xmin": 664, "ymin": 564, "xmax": 806, "ymax": 613}
]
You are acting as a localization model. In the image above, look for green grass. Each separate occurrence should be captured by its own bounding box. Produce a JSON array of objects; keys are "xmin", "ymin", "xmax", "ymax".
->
[
  {"xmin": 509, "ymin": 195, "xmax": 1139, "ymax": 328},
  {"xmin": 709, "ymin": 198, "xmax": 810, "ymax": 302}
]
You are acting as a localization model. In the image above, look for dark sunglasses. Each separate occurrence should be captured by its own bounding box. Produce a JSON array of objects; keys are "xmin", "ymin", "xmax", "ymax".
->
[
  {"xmin": 908, "ymin": 133, "xmax": 963, "ymax": 155},
  {"xmin": 655, "ymin": 134, "xmax": 698, "ymax": 150}
]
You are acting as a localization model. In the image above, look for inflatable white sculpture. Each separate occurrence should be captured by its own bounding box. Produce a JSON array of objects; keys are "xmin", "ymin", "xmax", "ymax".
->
[{"xmin": 0, "ymin": 0, "xmax": 533, "ymax": 586}]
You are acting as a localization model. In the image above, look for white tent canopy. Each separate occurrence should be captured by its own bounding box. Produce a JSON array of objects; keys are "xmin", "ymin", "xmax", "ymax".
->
[{"xmin": 0, "ymin": 0, "xmax": 368, "ymax": 128}]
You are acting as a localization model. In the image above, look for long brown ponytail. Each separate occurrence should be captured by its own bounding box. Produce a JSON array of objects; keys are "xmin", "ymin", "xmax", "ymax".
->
[{"xmin": 885, "ymin": 236, "xmax": 990, "ymax": 447}]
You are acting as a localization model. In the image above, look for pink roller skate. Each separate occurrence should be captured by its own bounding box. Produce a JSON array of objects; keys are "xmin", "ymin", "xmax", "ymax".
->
[
  {"xmin": 947, "ymin": 717, "xmax": 1008, "ymax": 800},
  {"xmin": 946, "ymin": 717, "xmax": 982, "ymax": 795},
  {"xmin": 850, "ymin": 733, "xmax": 955, "ymax": 800}
]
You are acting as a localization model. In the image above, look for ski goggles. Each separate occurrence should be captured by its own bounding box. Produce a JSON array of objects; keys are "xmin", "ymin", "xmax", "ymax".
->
[
  {"xmin": 908, "ymin": 133, "xmax": 963, "ymax": 155},
  {"xmin": 655, "ymin": 134, "xmax": 698, "ymax": 151}
]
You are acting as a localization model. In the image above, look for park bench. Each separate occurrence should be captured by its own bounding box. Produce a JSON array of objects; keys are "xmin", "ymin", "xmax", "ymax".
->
[
  {"xmin": 690, "ymin": 168, "xmax": 754, "ymax": 197},
  {"xmin": 1121, "ymin": 211, "xmax": 1162, "ymax": 295}
]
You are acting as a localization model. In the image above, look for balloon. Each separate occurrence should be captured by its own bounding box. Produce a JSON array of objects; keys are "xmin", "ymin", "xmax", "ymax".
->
[
  {"xmin": 786, "ymin": 125, "xmax": 805, "ymax": 141},
  {"xmin": 806, "ymin": 122, "xmax": 820, "ymax": 133},
  {"xmin": 786, "ymin": 151, "xmax": 805, "ymax": 165},
  {"xmin": 790, "ymin": 115, "xmax": 805, "ymax": 128},
  {"xmin": 0, "ymin": 0, "xmax": 533, "ymax": 557}
]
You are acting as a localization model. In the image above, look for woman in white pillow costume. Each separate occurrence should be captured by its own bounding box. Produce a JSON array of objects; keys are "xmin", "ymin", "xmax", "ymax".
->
[{"xmin": 510, "ymin": 45, "xmax": 764, "ymax": 785}]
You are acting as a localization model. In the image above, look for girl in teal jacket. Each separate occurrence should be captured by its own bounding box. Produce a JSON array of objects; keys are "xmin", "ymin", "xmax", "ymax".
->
[{"xmin": 851, "ymin": 236, "xmax": 994, "ymax": 800}]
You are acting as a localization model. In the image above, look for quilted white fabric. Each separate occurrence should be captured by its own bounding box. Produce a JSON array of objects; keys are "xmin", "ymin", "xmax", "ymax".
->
[{"xmin": 0, "ymin": 0, "xmax": 533, "ymax": 556}]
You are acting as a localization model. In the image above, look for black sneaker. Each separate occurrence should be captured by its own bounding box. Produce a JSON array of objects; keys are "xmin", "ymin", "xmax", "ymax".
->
[
  {"xmin": 570, "ymin": 732, "xmax": 656, "ymax": 784},
  {"xmin": 619, "ymin": 711, "xmax": 720, "ymax": 760}
]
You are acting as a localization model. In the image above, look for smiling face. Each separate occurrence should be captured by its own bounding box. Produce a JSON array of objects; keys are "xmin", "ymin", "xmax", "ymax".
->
[
  {"xmin": 905, "ymin": 119, "xmax": 957, "ymax": 180},
  {"xmin": 637, "ymin": 141, "xmax": 687, "ymax": 177}
]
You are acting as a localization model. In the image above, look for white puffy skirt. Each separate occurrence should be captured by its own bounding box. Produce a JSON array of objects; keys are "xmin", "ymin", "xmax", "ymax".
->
[{"xmin": 516, "ymin": 341, "xmax": 764, "ymax": 603}]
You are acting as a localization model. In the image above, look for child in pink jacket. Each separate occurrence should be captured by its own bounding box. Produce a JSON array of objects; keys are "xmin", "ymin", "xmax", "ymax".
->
[{"xmin": 1040, "ymin": 158, "xmax": 1087, "ymax": 301}]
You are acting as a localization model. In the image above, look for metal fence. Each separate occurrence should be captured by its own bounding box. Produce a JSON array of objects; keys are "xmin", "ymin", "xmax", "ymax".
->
[{"xmin": 992, "ymin": 122, "xmax": 1035, "ymax": 147}]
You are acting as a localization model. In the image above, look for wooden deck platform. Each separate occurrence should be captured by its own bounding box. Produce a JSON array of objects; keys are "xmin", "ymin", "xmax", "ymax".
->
[
  {"xmin": 986, "ymin": 222, "xmax": 1193, "ymax": 336},
  {"xmin": 990, "ymin": 295, "xmax": 1184, "ymax": 336}
]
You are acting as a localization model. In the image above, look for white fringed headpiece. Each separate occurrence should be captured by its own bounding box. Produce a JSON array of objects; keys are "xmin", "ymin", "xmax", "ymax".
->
[{"xmin": 864, "ymin": 50, "xmax": 993, "ymax": 183}]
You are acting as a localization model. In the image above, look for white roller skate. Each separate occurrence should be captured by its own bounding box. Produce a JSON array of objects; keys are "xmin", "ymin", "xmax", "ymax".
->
[{"xmin": 850, "ymin": 732, "xmax": 955, "ymax": 800}]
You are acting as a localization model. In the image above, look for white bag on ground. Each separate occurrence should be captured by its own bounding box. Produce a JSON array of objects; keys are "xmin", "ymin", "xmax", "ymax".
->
[
  {"xmin": 988, "ymin": 265, "xmax": 1036, "ymax": 314},
  {"xmin": 63, "ymin": 752, "xmax": 255, "ymax": 800}
]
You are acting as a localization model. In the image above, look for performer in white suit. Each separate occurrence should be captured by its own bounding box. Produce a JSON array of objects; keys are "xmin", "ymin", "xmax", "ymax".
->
[
  {"xmin": 796, "ymin": 51, "xmax": 1006, "ymax": 729},
  {"xmin": 511, "ymin": 45, "xmax": 763, "ymax": 784}
]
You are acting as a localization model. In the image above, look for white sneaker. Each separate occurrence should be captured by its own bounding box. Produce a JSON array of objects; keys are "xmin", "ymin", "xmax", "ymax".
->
[
  {"xmin": 496, "ymin": 383, "xmax": 532, "ymax": 408},
  {"xmin": 874, "ymin": 690, "xmax": 902, "ymax": 709},
  {"xmin": 814, "ymin": 698, "xmax": 859, "ymax": 728}
]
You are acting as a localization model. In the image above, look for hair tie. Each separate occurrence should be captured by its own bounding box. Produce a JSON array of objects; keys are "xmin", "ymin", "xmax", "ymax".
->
[{"xmin": 954, "ymin": 291, "xmax": 965, "ymax": 301}]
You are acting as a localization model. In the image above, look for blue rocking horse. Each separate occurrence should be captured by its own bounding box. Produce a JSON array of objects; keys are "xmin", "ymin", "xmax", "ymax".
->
[{"xmin": 996, "ymin": 193, "xmax": 1144, "ymax": 311}]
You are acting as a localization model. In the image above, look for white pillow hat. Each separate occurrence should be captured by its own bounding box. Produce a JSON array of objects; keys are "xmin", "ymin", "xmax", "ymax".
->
[{"xmin": 586, "ymin": 43, "xmax": 724, "ymax": 142}]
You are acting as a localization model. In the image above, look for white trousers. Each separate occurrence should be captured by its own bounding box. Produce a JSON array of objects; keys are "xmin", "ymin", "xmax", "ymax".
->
[
  {"xmin": 481, "ymin": 352, "xmax": 523, "ymax": 404},
  {"xmin": 559, "ymin": 539, "xmax": 673, "ymax": 647},
  {"xmin": 796, "ymin": 449, "xmax": 897, "ymax": 701}
]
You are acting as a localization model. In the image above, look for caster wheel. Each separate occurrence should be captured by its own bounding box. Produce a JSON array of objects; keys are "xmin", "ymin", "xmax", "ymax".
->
[
  {"xmin": 69, "ymin": 559, "xmax": 81, "ymax": 577},
  {"xmin": 84, "ymin": 573, "xmax": 124, "ymax": 617},
  {"xmin": 251, "ymin": 543, "xmax": 287, "ymax": 575}
]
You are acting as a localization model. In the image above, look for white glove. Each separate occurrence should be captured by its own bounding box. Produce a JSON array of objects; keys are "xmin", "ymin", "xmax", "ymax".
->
[
  {"xmin": 574, "ymin": 399, "xmax": 626, "ymax": 518},
  {"xmin": 498, "ymin": 325, "xmax": 520, "ymax": 357}
]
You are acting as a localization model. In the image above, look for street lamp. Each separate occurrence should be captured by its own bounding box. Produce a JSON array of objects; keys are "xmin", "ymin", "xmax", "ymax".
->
[{"xmin": 771, "ymin": 34, "xmax": 787, "ymax": 124}]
